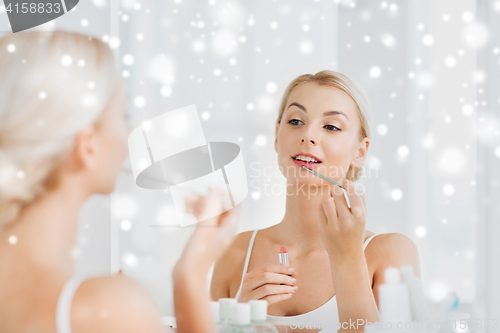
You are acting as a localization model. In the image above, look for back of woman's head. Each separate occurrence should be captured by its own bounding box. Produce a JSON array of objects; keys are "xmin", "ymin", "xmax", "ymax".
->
[
  {"xmin": 276, "ymin": 70, "xmax": 373, "ymax": 182},
  {"xmin": 0, "ymin": 30, "xmax": 121, "ymax": 229}
]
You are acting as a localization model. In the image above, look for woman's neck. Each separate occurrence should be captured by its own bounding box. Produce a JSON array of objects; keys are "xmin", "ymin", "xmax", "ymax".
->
[
  {"xmin": 271, "ymin": 182, "xmax": 333, "ymax": 254},
  {"xmin": 1, "ymin": 178, "xmax": 89, "ymax": 276}
]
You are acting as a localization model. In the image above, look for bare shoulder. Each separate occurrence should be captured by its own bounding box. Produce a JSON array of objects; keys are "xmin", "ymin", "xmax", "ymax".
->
[
  {"xmin": 370, "ymin": 232, "xmax": 421, "ymax": 277},
  {"xmin": 369, "ymin": 233, "xmax": 422, "ymax": 309},
  {"xmin": 71, "ymin": 275, "xmax": 167, "ymax": 333},
  {"xmin": 215, "ymin": 230, "xmax": 256, "ymax": 268},
  {"xmin": 210, "ymin": 230, "xmax": 255, "ymax": 300}
]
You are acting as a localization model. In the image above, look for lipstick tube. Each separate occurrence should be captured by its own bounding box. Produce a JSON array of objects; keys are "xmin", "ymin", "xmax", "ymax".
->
[{"xmin": 279, "ymin": 246, "xmax": 289, "ymax": 266}]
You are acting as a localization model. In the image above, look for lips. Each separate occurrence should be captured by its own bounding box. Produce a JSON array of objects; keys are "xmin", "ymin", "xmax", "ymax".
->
[
  {"xmin": 291, "ymin": 152, "xmax": 323, "ymax": 163},
  {"xmin": 291, "ymin": 153, "xmax": 323, "ymax": 169},
  {"xmin": 292, "ymin": 158, "xmax": 322, "ymax": 169}
]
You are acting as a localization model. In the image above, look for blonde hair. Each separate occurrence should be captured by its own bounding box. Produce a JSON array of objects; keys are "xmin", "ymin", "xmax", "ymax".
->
[
  {"xmin": 276, "ymin": 70, "xmax": 373, "ymax": 182},
  {"xmin": 0, "ymin": 30, "xmax": 122, "ymax": 229}
]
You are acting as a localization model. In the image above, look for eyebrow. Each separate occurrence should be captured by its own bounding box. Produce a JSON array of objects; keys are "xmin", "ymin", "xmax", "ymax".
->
[{"xmin": 287, "ymin": 102, "xmax": 349, "ymax": 120}]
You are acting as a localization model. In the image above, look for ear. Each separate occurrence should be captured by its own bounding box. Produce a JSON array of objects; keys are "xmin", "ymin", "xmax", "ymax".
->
[
  {"xmin": 351, "ymin": 137, "xmax": 370, "ymax": 168},
  {"xmin": 274, "ymin": 122, "xmax": 280, "ymax": 154},
  {"xmin": 73, "ymin": 124, "xmax": 100, "ymax": 171}
]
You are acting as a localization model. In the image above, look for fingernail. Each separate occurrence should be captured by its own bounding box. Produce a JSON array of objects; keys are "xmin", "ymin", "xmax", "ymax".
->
[
  {"xmin": 286, "ymin": 293, "xmax": 293, "ymax": 296},
  {"xmin": 291, "ymin": 278, "xmax": 297, "ymax": 284},
  {"xmin": 288, "ymin": 267, "xmax": 295, "ymax": 272},
  {"xmin": 293, "ymin": 286, "xmax": 298, "ymax": 290}
]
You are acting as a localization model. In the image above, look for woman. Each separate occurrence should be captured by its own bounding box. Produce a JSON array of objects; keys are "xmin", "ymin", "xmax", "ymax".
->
[
  {"xmin": 0, "ymin": 30, "xmax": 238, "ymax": 333},
  {"xmin": 210, "ymin": 71, "xmax": 422, "ymax": 331}
]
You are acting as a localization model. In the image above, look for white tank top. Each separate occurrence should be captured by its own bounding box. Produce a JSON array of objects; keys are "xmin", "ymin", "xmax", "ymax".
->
[
  {"xmin": 56, "ymin": 274, "xmax": 93, "ymax": 333},
  {"xmin": 234, "ymin": 230, "xmax": 378, "ymax": 330}
]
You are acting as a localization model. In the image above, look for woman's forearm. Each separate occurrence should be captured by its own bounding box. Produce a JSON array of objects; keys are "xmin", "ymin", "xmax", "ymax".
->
[
  {"xmin": 173, "ymin": 260, "xmax": 216, "ymax": 333},
  {"xmin": 330, "ymin": 252, "xmax": 380, "ymax": 330}
]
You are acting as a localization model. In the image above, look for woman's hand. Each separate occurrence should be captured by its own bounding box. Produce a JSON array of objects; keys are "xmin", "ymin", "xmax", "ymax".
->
[
  {"xmin": 173, "ymin": 187, "xmax": 239, "ymax": 333},
  {"xmin": 237, "ymin": 265, "xmax": 298, "ymax": 304},
  {"xmin": 317, "ymin": 179, "xmax": 367, "ymax": 260},
  {"xmin": 176, "ymin": 186, "xmax": 240, "ymax": 274}
]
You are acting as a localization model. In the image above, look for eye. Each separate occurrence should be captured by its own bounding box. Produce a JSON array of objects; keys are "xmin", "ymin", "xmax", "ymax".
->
[
  {"xmin": 288, "ymin": 119, "xmax": 303, "ymax": 126},
  {"xmin": 325, "ymin": 124, "xmax": 341, "ymax": 132}
]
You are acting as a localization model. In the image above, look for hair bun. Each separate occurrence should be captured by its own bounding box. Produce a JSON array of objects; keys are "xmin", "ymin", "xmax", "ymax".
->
[
  {"xmin": 0, "ymin": 151, "xmax": 33, "ymax": 228},
  {"xmin": 0, "ymin": 150, "xmax": 19, "ymax": 197}
]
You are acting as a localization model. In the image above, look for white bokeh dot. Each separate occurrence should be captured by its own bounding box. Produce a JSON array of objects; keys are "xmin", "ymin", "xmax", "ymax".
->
[
  {"xmin": 369, "ymin": 66, "xmax": 381, "ymax": 78},
  {"xmin": 473, "ymin": 70, "xmax": 486, "ymax": 83},
  {"xmin": 437, "ymin": 147, "xmax": 466, "ymax": 175},
  {"xmin": 415, "ymin": 226, "xmax": 427, "ymax": 238},
  {"xmin": 123, "ymin": 54, "xmax": 134, "ymax": 66},
  {"xmin": 494, "ymin": 0, "xmax": 500, "ymax": 12},
  {"xmin": 390, "ymin": 189, "xmax": 403, "ymax": 201},
  {"xmin": 422, "ymin": 34, "xmax": 434, "ymax": 46},
  {"xmin": 122, "ymin": 252, "xmax": 139, "ymax": 268},
  {"xmin": 246, "ymin": 103, "xmax": 254, "ymax": 111},
  {"xmin": 299, "ymin": 40, "xmax": 314, "ymax": 54},
  {"xmin": 201, "ymin": 111, "xmax": 211, "ymax": 120},
  {"xmin": 247, "ymin": 15, "xmax": 255, "ymax": 26},
  {"xmin": 495, "ymin": 146, "xmax": 500, "ymax": 158},
  {"xmin": 397, "ymin": 145, "xmax": 410, "ymax": 157},
  {"xmin": 377, "ymin": 123, "xmax": 388, "ymax": 136},
  {"xmin": 266, "ymin": 82, "xmax": 278, "ymax": 94},
  {"xmin": 192, "ymin": 40, "xmax": 205, "ymax": 53},
  {"xmin": 463, "ymin": 23, "xmax": 489, "ymax": 49},
  {"xmin": 120, "ymin": 219, "xmax": 132, "ymax": 231},
  {"xmin": 109, "ymin": 37, "xmax": 120, "ymax": 49},
  {"xmin": 134, "ymin": 96, "xmax": 146, "ymax": 108},
  {"xmin": 61, "ymin": 55, "xmax": 73, "ymax": 66},
  {"xmin": 462, "ymin": 11, "xmax": 474, "ymax": 23},
  {"xmin": 251, "ymin": 191, "xmax": 261, "ymax": 200},
  {"xmin": 7, "ymin": 43, "xmax": 16, "ymax": 53},
  {"xmin": 462, "ymin": 104, "xmax": 474, "ymax": 116},
  {"xmin": 213, "ymin": 68, "xmax": 221, "ymax": 76},
  {"xmin": 8, "ymin": 235, "xmax": 17, "ymax": 244},
  {"xmin": 39, "ymin": 91, "xmax": 47, "ymax": 99},
  {"xmin": 161, "ymin": 86, "xmax": 172, "ymax": 97},
  {"xmin": 16, "ymin": 170, "xmax": 25, "ymax": 179},
  {"xmin": 380, "ymin": 33, "xmax": 397, "ymax": 48},
  {"xmin": 443, "ymin": 184, "xmax": 455, "ymax": 196},
  {"xmin": 254, "ymin": 134, "xmax": 267, "ymax": 146},
  {"xmin": 444, "ymin": 56, "xmax": 456, "ymax": 67}
]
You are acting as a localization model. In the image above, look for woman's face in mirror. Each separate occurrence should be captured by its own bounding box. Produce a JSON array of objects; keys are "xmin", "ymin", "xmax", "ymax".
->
[{"xmin": 274, "ymin": 82, "xmax": 368, "ymax": 187}]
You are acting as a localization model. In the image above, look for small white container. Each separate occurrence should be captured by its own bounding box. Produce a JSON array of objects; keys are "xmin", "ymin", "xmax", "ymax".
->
[
  {"xmin": 218, "ymin": 298, "xmax": 237, "ymax": 331},
  {"xmin": 378, "ymin": 267, "xmax": 412, "ymax": 326},
  {"xmin": 226, "ymin": 303, "xmax": 256, "ymax": 333},
  {"xmin": 248, "ymin": 300, "xmax": 279, "ymax": 332}
]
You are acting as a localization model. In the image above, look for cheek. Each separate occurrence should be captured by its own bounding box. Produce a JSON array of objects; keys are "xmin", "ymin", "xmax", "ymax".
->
[
  {"xmin": 103, "ymin": 123, "xmax": 128, "ymax": 168},
  {"xmin": 115, "ymin": 124, "xmax": 129, "ymax": 162}
]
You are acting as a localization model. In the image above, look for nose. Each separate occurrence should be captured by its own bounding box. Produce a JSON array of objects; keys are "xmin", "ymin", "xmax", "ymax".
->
[{"xmin": 301, "ymin": 137, "xmax": 315, "ymax": 144}]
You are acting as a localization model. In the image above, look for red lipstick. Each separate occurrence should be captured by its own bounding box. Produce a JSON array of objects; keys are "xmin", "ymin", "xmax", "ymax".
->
[{"xmin": 279, "ymin": 246, "xmax": 289, "ymax": 266}]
